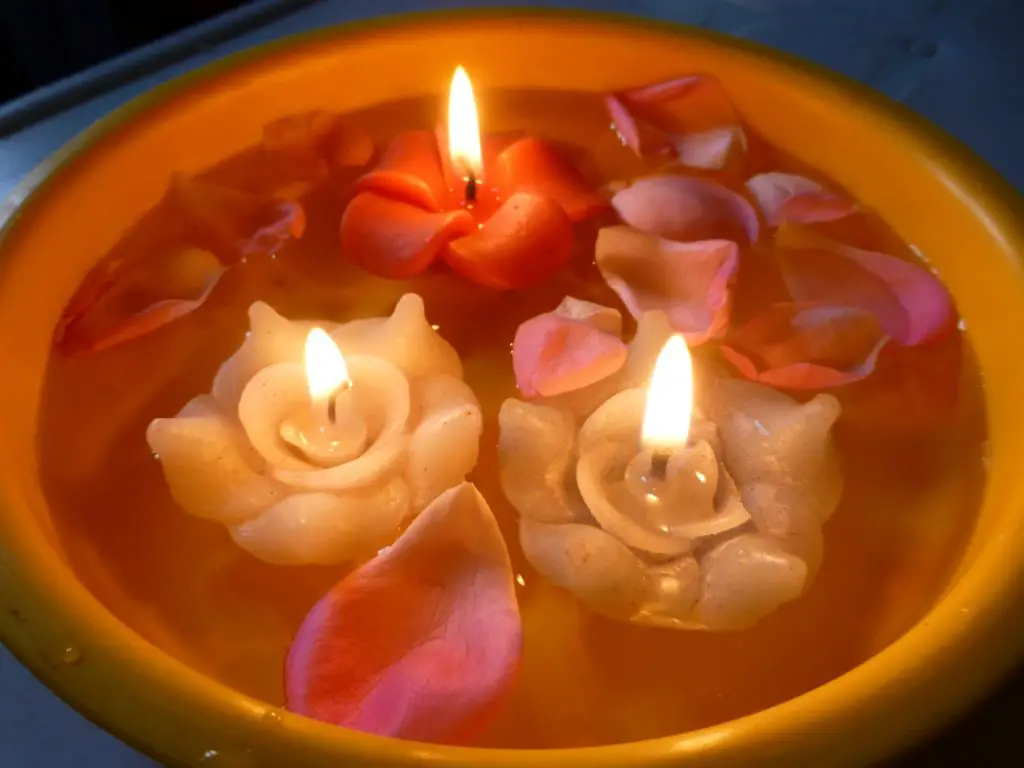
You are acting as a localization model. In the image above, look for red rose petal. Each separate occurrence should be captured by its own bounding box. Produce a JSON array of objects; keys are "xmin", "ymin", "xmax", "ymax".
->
[
  {"xmin": 611, "ymin": 175, "xmax": 759, "ymax": 244},
  {"xmin": 444, "ymin": 193, "xmax": 573, "ymax": 290},
  {"xmin": 513, "ymin": 313, "xmax": 628, "ymax": 397},
  {"xmin": 746, "ymin": 172, "xmax": 858, "ymax": 227},
  {"xmin": 496, "ymin": 137, "xmax": 608, "ymax": 222},
  {"xmin": 776, "ymin": 223, "xmax": 957, "ymax": 345},
  {"xmin": 722, "ymin": 302, "xmax": 890, "ymax": 389},
  {"xmin": 354, "ymin": 130, "xmax": 449, "ymax": 211},
  {"xmin": 169, "ymin": 175, "xmax": 306, "ymax": 261},
  {"xmin": 340, "ymin": 192, "xmax": 474, "ymax": 279},
  {"xmin": 285, "ymin": 483, "xmax": 522, "ymax": 745},
  {"xmin": 595, "ymin": 226, "xmax": 740, "ymax": 344}
]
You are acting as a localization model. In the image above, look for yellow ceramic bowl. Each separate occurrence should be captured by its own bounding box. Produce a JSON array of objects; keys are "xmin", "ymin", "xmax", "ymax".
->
[{"xmin": 2, "ymin": 11, "xmax": 1024, "ymax": 768}]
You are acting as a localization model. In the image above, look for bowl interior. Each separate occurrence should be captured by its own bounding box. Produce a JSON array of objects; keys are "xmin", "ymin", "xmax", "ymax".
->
[{"xmin": 1, "ymin": 13, "xmax": 1024, "ymax": 768}]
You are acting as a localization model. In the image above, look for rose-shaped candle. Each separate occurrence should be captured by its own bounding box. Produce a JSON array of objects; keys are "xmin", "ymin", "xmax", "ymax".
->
[
  {"xmin": 146, "ymin": 293, "xmax": 482, "ymax": 565},
  {"xmin": 500, "ymin": 299, "xmax": 843, "ymax": 630},
  {"xmin": 340, "ymin": 67, "xmax": 607, "ymax": 289}
]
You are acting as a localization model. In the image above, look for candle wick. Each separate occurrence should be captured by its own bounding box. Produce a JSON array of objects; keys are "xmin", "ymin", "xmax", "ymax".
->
[
  {"xmin": 465, "ymin": 172, "xmax": 477, "ymax": 204},
  {"xmin": 649, "ymin": 451, "xmax": 669, "ymax": 481},
  {"xmin": 325, "ymin": 381, "xmax": 351, "ymax": 426}
]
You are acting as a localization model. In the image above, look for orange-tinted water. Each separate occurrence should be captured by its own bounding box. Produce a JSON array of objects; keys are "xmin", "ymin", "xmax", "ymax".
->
[{"xmin": 37, "ymin": 90, "xmax": 986, "ymax": 747}]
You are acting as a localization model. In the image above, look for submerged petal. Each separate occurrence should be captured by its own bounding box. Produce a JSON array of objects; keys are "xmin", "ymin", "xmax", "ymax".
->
[
  {"xmin": 611, "ymin": 176, "xmax": 759, "ymax": 244},
  {"xmin": 496, "ymin": 137, "xmax": 609, "ymax": 222},
  {"xmin": 259, "ymin": 111, "xmax": 374, "ymax": 195},
  {"xmin": 285, "ymin": 483, "xmax": 521, "ymax": 744},
  {"xmin": 596, "ymin": 226, "xmax": 739, "ymax": 343},
  {"xmin": 746, "ymin": 172, "xmax": 857, "ymax": 226},
  {"xmin": 340, "ymin": 192, "xmax": 474, "ymax": 280},
  {"xmin": 444, "ymin": 193, "xmax": 574, "ymax": 289}
]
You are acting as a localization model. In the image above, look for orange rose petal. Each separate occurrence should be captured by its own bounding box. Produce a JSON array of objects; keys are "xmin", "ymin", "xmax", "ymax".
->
[
  {"xmin": 443, "ymin": 193, "xmax": 574, "ymax": 290},
  {"xmin": 496, "ymin": 137, "xmax": 609, "ymax": 222},
  {"xmin": 354, "ymin": 130, "xmax": 449, "ymax": 211},
  {"xmin": 285, "ymin": 483, "xmax": 522, "ymax": 744},
  {"xmin": 340, "ymin": 192, "xmax": 474, "ymax": 279}
]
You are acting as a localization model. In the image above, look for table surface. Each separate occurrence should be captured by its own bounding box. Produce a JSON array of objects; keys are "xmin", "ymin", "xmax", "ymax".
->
[{"xmin": 1, "ymin": 1, "xmax": 1021, "ymax": 765}]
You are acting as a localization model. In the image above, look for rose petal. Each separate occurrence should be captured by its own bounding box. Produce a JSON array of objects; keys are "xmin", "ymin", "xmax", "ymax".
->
[
  {"xmin": 611, "ymin": 176, "xmax": 759, "ymax": 244},
  {"xmin": 145, "ymin": 396, "xmax": 282, "ymax": 524},
  {"xmin": 444, "ymin": 193, "xmax": 573, "ymax": 290},
  {"xmin": 746, "ymin": 172, "xmax": 857, "ymax": 227},
  {"xmin": 169, "ymin": 175, "xmax": 306, "ymax": 260},
  {"xmin": 259, "ymin": 112, "xmax": 374, "ymax": 196},
  {"xmin": 229, "ymin": 480, "xmax": 409, "ymax": 565},
  {"xmin": 340, "ymin": 192, "xmax": 474, "ymax": 279},
  {"xmin": 553, "ymin": 296, "xmax": 623, "ymax": 336},
  {"xmin": 495, "ymin": 137, "xmax": 608, "ymax": 222},
  {"xmin": 776, "ymin": 223, "xmax": 957, "ymax": 345},
  {"xmin": 596, "ymin": 226, "xmax": 740, "ymax": 343},
  {"xmin": 285, "ymin": 483, "xmax": 521, "ymax": 744},
  {"xmin": 512, "ymin": 314, "xmax": 627, "ymax": 398},
  {"xmin": 354, "ymin": 130, "xmax": 449, "ymax": 211},
  {"xmin": 673, "ymin": 126, "xmax": 747, "ymax": 171},
  {"xmin": 721, "ymin": 302, "xmax": 890, "ymax": 388},
  {"xmin": 606, "ymin": 75, "xmax": 743, "ymax": 168}
]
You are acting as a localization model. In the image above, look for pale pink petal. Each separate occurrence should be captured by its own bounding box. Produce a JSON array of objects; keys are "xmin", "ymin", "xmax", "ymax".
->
[
  {"xmin": 721, "ymin": 302, "xmax": 890, "ymax": 389},
  {"xmin": 673, "ymin": 127, "xmax": 746, "ymax": 170},
  {"xmin": 775, "ymin": 224, "xmax": 957, "ymax": 345},
  {"xmin": 612, "ymin": 175, "xmax": 759, "ymax": 243},
  {"xmin": 285, "ymin": 483, "xmax": 521, "ymax": 744},
  {"xmin": 746, "ymin": 172, "xmax": 857, "ymax": 226},
  {"xmin": 553, "ymin": 296, "xmax": 623, "ymax": 336},
  {"xmin": 513, "ymin": 314, "xmax": 628, "ymax": 398},
  {"xmin": 596, "ymin": 226, "xmax": 740, "ymax": 344}
]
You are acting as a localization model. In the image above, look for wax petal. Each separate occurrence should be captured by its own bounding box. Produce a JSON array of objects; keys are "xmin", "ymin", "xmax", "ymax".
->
[
  {"xmin": 285, "ymin": 483, "xmax": 521, "ymax": 743},
  {"xmin": 596, "ymin": 226, "xmax": 739, "ymax": 343},
  {"xmin": 553, "ymin": 296, "xmax": 623, "ymax": 336},
  {"xmin": 519, "ymin": 517, "xmax": 649, "ymax": 621},
  {"xmin": 169, "ymin": 175, "xmax": 306, "ymax": 260},
  {"xmin": 741, "ymin": 482, "xmax": 824, "ymax": 579},
  {"xmin": 746, "ymin": 172, "xmax": 858, "ymax": 226},
  {"xmin": 444, "ymin": 193, "xmax": 574, "ymax": 290},
  {"xmin": 56, "ymin": 247, "xmax": 226, "ymax": 356},
  {"xmin": 332, "ymin": 293, "xmax": 463, "ymax": 381},
  {"xmin": 513, "ymin": 314, "xmax": 628, "ymax": 398},
  {"xmin": 259, "ymin": 112, "xmax": 374, "ymax": 196},
  {"xmin": 775, "ymin": 224, "xmax": 957, "ymax": 346},
  {"xmin": 606, "ymin": 75, "xmax": 744, "ymax": 168},
  {"xmin": 229, "ymin": 480, "xmax": 409, "ymax": 565},
  {"xmin": 640, "ymin": 557, "xmax": 702, "ymax": 626},
  {"xmin": 697, "ymin": 533, "xmax": 808, "ymax": 630},
  {"xmin": 611, "ymin": 176, "xmax": 759, "ymax": 244},
  {"xmin": 496, "ymin": 137, "xmax": 608, "ymax": 222},
  {"xmin": 340, "ymin": 192, "xmax": 474, "ymax": 280},
  {"xmin": 498, "ymin": 400, "xmax": 588, "ymax": 524},
  {"xmin": 354, "ymin": 130, "xmax": 448, "ymax": 211},
  {"xmin": 721, "ymin": 302, "xmax": 890, "ymax": 388},
  {"xmin": 146, "ymin": 397, "xmax": 282, "ymax": 524},
  {"xmin": 407, "ymin": 375, "xmax": 483, "ymax": 513}
]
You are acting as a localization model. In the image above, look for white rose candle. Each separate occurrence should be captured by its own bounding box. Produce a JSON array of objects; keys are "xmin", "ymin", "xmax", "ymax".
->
[
  {"xmin": 146, "ymin": 294, "xmax": 483, "ymax": 566},
  {"xmin": 500, "ymin": 299, "xmax": 843, "ymax": 631}
]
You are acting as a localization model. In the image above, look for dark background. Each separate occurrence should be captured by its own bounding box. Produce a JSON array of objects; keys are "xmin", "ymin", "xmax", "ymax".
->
[{"xmin": 0, "ymin": 1, "xmax": 248, "ymax": 102}]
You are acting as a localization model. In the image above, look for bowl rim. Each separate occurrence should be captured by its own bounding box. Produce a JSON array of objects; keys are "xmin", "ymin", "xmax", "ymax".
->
[{"xmin": 2, "ymin": 8, "xmax": 1024, "ymax": 767}]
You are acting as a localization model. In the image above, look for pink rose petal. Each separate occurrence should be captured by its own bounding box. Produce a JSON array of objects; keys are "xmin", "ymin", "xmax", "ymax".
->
[
  {"xmin": 285, "ymin": 483, "xmax": 521, "ymax": 745},
  {"xmin": 775, "ymin": 223, "xmax": 957, "ymax": 345},
  {"xmin": 674, "ymin": 126, "xmax": 746, "ymax": 170},
  {"xmin": 746, "ymin": 172, "xmax": 858, "ymax": 227},
  {"xmin": 513, "ymin": 313, "xmax": 628, "ymax": 397},
  {"xmin": 612, "ymin": 175, "xmax": 759, "ymax": 244},
  {"xmin": 596, "ymin": 226, "xmax": 740, "ymax": 344},
  {"xmin": 722, "ymin": 302, "xmax": 890, "ymax": 389}
]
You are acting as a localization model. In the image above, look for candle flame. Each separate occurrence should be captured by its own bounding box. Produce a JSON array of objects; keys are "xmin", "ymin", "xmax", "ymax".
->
[
  {"xmin": 305, "ymin": 328, "xmax": 349, "ymax": 401},
  {"xmin": 642, "ymin": 335, "xmax": 694, "ymax": 451},
  {"xmin": 447, "ymin": 65, "xmax": 483, "ymax": 181}
]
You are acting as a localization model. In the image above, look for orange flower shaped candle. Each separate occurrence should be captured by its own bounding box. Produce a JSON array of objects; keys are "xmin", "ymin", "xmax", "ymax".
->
[{"xmin": 340, "ymin": 67, "xmax": 607, "ymax": 289}]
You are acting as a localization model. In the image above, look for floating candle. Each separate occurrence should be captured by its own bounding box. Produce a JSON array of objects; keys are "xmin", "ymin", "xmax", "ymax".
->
[
  {"xmin": 146, "ymin": 294, "xmax": 483, "ymax": 565},
  {"xmin": 500, "ymin": 301, "xmax": 844, "ymax": 630},
  {"xmin": 339, "ymin": 67, "xmax": 607, "ymax": 288}
]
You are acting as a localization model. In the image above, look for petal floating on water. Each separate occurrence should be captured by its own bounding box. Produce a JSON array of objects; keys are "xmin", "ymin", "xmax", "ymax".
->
[
  {"xmin": 746, "ymin": 172, "xmax": 858, "ymax": 227},
  {"xmin": 611, "ymin": 175, "xmax": 759, "ymax": 244},
  {"xmin": 285, "ymin": 483, "xmax": 522, "ymax": 744},
  {"xmin": 444, "ymin": 193, "xmax": 574, "ymax": 290},
  {"xmin": 340, "ymin": 192, "xmax": 474, "ymax": 279},
  {"xmin": 596, "ymin": 226, "xmax": 740, "ymax": 344},
  {"xmin": 721, "ymin": 302, "xmax": 890, "ymax": 388},
  {"xmin": 354, "ymin": 129, "xmax": 449, "ymax": 211},
  {"xmin": 259, "ymin": 111, "xmax": 374, "ymax": 195},
  {"xmin": 495, "ymin": 136, "xmax": 609, "ymax": 222}
]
